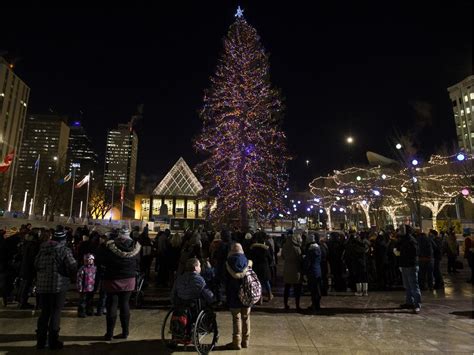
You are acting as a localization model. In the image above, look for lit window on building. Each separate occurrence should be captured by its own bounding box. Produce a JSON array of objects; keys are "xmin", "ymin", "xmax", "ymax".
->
[
  {"xmin": 152, "ymin": 198, "xmax": 162, "ymax": 215},
  {"xmin": 175, "ymin": 199, "xmax": 185, "ymax": 218},
  {"xmin": 187, "ymin": 199, "xmax": 196, "ymax": 219}
]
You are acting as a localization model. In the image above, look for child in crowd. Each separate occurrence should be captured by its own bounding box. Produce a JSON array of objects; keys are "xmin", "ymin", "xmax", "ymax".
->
[{"xmin": 77, "ymin": 253, "xmax": 97, "ymax": 317}]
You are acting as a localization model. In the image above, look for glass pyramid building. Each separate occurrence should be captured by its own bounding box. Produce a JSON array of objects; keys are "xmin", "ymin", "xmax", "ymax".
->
[{"xmin": 135, "ymin": 157, "xmax": 214, "ymax": 222}]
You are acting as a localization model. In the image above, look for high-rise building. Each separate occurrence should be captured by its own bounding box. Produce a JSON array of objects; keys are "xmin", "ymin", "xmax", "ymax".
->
[
  {"xmin": 104, "ymin": 121, "xmax": 138, "ymax": 217},
  {"xmin": 448, "ymin": 75, "xmax": 474, "ymax": 153},
  {"xmin": 0, "ymin": 57, "xmax": 30, "ymax": 208},
  {"xmin": 13, "ymin": 114, "xmax": 70, "ymax": 213},
  {"xmin": 67, "ymin": 120, "xmax": 99, "ymax": 176}
]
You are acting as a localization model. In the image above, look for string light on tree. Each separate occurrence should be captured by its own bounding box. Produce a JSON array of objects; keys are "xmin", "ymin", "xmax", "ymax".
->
[{"xmin": 194, "ymin": 6, "xmax": 290, "ymax": 227}]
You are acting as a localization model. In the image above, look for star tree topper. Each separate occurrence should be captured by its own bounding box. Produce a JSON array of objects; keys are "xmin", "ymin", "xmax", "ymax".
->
[{"xmin": 235, "ymin": 6, "xmax": 244, "ymax": 18}]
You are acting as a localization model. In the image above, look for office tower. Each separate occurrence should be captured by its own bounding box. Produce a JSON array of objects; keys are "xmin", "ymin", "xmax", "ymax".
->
[
  {"xmin": 13, "ymin": 114, "xmax": 69, "ymax": 213},
  {"xmin": 448, "ymin": 75, "xmax": 474, "ymax": 153},
  {"xmin": 0, "ymin": 57, "xmax": 30, "ymax": 208}
]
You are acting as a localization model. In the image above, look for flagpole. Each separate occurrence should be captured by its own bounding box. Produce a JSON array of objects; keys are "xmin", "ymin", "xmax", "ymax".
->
[
  {"xmin": 110, "ymin": 181, "xmax": 114, "ymax": 222},
  {"xmin": 30, "ymin": 154, "xmax": 40, "ymax": 218},
  {"xmin": 121, "ymin": 186, "xmax": 124, "ymax": 222},
  {"xmin": 85, "ymin": 171, "xmax": 92, "ymax": 223},
  {"xmin": 7, "ymin": 151, "xmax": 16, "ymax": 212},
  {"xmin": 68, "ymin": 164, "xmax": 77, "ymax": 223}
]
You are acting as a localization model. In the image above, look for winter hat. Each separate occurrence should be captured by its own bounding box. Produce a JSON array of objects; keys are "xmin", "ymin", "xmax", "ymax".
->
[
  {"xmin": 53, "ymin": 226, "xmax": 67, "ymax": 240},
  {"xmin": 118, "ymin": 228, "xmax": 131, "ymax": 239},
  {"xmin": 245, "ymin": 232, "xmax": 253, "ymax": 240}
]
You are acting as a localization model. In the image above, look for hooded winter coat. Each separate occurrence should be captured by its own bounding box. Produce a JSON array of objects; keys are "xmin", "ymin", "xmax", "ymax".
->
[
  {"xmin": 34, "ymin": 240, "xmax": 77, "ymax": 293},
  {"xmin": 172, "ymin": 271, "xmax": 214, "ymax": 305},
  {"xmin": 225, "ymin": 253, "xmax": 252, "ymax": 308},
  {"xmin": 282, "ymin": 235, "xmax": 303, "ymax": 284},
  {"xmin": 97, "ymin": 238, "xmax": 140, "ymax": 280},
  {"xmin": 248, "ymin": 243, "xmax": 272, "ymax": 282}
]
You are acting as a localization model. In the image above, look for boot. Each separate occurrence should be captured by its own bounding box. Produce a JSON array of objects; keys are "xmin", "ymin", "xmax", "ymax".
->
[
  {"xmin": 114, "ymin": 314, "xmax": 129, "ymax": 339},
  {"xmin": 225, "ymin": 336, "xmax": 242, "ymax": 350},
  {"xmin": 48, "ymin": 329, "xmax": 63, "ymax": 350},
  {"xmin": 362, "ymin": 283, "xmax": 368, "ymax": 296},
  {"xmin": 104, "ymin": 316, "xmax": 117, "ymax": 340},
  {"xmin": 355, "ymin": 283, "xmax": 362, "ymax": 296},
  {"xmin": 36, "ymin": 329, "xmax": 47, "ymax": 350},
  {"xmin": 267, "ymin": 292, "xmax": 274, "ymax": 302}
]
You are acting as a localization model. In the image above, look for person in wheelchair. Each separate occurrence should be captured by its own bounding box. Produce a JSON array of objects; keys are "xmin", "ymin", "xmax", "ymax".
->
[{"xmin": 171, "ymin": 257, "xmax": 215, "ymax": 308}]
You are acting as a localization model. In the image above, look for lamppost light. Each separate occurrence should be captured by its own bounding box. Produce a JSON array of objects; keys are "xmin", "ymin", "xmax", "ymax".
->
[
  {"xmin": 350, "ymin": 189, "xmax": 354, "ymax": 194},
  {"xmin": 332, "ymin": 207, "xmax": 336, "ymax": 212},
  {"xmin": 53, "ymin": 156, "xmax": 58, "ymax": 161},
  {"xmin": 461, "ymin": 188, "xmax": 469, "ymax": 196},
  {"xmin": 373, "ymin": 190, "xmax": 380, "ymax": 196},
  {"xmin": 381, "ymin": 174, "xmax": 387, "ymax": 179},
  {"xmin": 307, "ymin": 207, "xmax": 311, "ymax": 212},
  {"xmin": 319, "ymin": 209, "xmax": 324, "ymax": 213},
  {"xmin": 413, "ymin": 177, "xmax": 418, "ymax": 183},
  {"xmin": 297, "ymin": 201, "xmax": 301, "ymax": 204},
  {"xmin": 356, "ymin": 176, "xmax": 361, "ymax": 181},
  {"xmin": 401, "ymin": 186, "xmax": 408, "ymax": 193},
  {"xmin": 314, "ymin": 198, "xmax": 320, "ymax": 202},
  {"xmin": 336, "ymin": 196, "xmax": 340, "ymax": 201},
  {"xmin": 339, "ymin": 189, "xmax": 344, "ymax": 194},
  {"xmin": 339, "ymin": 207, "xmax": 344, "ymax": 212},
  {"xmin": 456, "ymin": 153, "xmax": 465, "ymax": 161},
  {"xmin": 411, "ymin": 159, "xmax": 419, "ymax": 166},
  {"xmin": 396, "ymin": 143, "xmax": 402, "ymax": 150},
  {"xmin": 346, "ymin": 136, "xmax": 354, "ymax": 144}
]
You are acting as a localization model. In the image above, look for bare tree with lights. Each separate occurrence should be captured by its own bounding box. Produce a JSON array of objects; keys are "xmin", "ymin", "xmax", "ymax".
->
[
  {"xmin": 194, "ymin": 8, "xmax": 290, "ymax": 229},
  {"xmin": 309, "ymin": 176, "xmax": 341, "ymax": 231}
]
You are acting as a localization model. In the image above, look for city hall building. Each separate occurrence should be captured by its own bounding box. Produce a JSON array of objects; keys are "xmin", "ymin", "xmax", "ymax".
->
[{"xmin": 134, "ymin": 157, "xmax": 215, "ymax": 227}]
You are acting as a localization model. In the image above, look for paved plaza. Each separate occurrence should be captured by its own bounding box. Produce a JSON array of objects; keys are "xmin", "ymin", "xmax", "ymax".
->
[{"xmin": 0, "ymin": 267, "xmax": 473, "ymax": 354}]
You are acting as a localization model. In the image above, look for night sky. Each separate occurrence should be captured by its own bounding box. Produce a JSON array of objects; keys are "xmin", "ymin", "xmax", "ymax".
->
[{"xmin": 3, "ymin": 2, "xmax": 472, "ymax": 191}]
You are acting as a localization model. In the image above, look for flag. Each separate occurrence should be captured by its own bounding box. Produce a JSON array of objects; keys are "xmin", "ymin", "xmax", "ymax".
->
[
  {"xmin": 0, "ymin": 151, "xmax": 14, "ymax": 173},
  {"xmin": 58, "ymin": 172, "xmax": 72, "ymax": 185},
  {"xmin": 75, "ymin": 174, "xmax": 90, "ymax": 188},
  {"xmin": 34, "ymin": 155, "xmax": 40, "ymax": 172},
  {"xmin": 120, "ymin": 184, "xmax": 125, "ymax": 202}
]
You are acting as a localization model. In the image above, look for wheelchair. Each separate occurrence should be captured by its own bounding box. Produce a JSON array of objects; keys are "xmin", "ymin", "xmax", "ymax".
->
[{"xmin": 161, "ymin": 298, "xmax": 218, "ymax": 354}]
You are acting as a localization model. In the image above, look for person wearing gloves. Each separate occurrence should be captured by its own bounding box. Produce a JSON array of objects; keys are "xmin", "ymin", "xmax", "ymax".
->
[
  {"xmin": 96, "ymin": 228, "xmax": 140, "ymax": 341},
  {"xmin": 34, "ymin": 226, "xmax": 77, "ymax": 350}
]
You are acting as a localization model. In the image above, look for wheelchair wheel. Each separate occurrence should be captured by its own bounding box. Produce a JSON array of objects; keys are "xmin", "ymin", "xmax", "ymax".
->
[
  {"xmin": 193, "ymin": 309, "xmax": 218, "ymax": 354},
  {"xmin": 161, "ymin": 309, "xmax": 178, "ymax": 349}
]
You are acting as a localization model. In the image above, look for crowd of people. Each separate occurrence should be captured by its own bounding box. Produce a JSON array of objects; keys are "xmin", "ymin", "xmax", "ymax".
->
[{"xmin": 0, "ymin": 222, "xmax": 473, "ymax": 351}]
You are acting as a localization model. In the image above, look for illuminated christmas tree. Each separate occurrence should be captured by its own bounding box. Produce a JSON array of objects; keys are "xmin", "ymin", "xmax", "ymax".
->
[{"xmin": 194, "ymin": 7, "xmax": 290, "ymax": 228}]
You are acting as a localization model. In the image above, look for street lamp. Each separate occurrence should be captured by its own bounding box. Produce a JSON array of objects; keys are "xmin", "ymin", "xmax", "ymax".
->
[
  {"xmin": 396, "ymin": 143, "xmax": 402, "ymax": 150},
  {"xmin": 305, "ymin": 159, "xmax": 310, "ymax": 166},
  {"xmin": 346, "ymin": 136, "xmax": 354, "ymax": 144},
  {"xmin": 411, "ymin": 159, "xmax": 419, "ymax": 166},
  {"xmin": 456, "ymin": 153, "xmax": 466, "ymax": 161}
]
